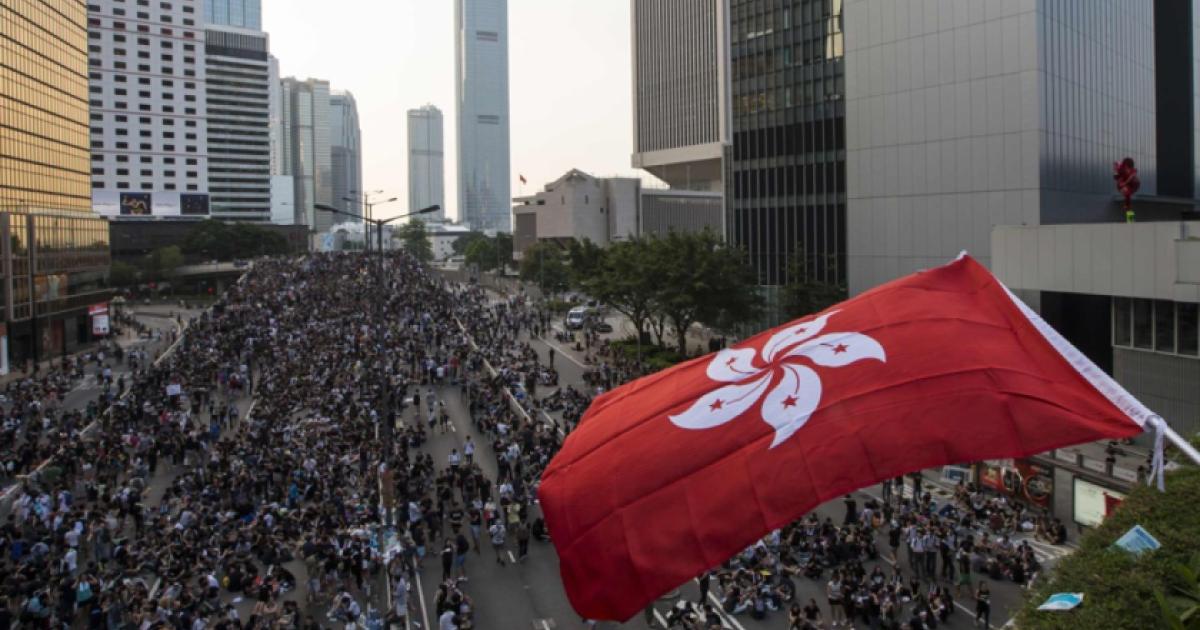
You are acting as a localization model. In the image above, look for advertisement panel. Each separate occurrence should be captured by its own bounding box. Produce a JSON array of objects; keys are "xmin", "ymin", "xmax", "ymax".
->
[
  {"xmin": 92, "ymin": 191, "xmax": 211, "ymax": 217},
  {"xmin": 1074, "ymin": 478, "xmax": 1126, "ymax": 527},
  {"xmin": 89, "ymin": 303, "xmax": 110, "ymax": 337},
  {"xmin": 180, "ymin": 193, "xmax": 211, "ymax": 215},
  {"xmin": 978, "ymin": 458, "xmax": 1053, "ymax": 508},
  {"xmin": 120, "ymin": 192, "xmax": 153, "ymax": 216},
  {"xmin": 152, "ymin": 192, "xmax": 182, "ymax": 216},
  {"xmin": 93, "ymin": 190, "xmax": 120, "ymax": 216}
]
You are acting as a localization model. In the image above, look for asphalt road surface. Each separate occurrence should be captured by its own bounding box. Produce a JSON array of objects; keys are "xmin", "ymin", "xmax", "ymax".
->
[{"xmin": 387, "ymin": 290, "xmax": 1062, "ymax": 630}]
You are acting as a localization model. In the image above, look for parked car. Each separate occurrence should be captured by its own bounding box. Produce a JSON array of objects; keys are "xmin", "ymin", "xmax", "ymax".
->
[{"xmin": 592, "ymin": 321, "xmax": 614, "ymax": 334}]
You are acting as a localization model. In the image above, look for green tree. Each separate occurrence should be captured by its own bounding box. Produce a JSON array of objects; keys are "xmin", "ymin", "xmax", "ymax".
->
[
  {"xmin": 583, "ymin": 238, "xmax": 658, "ymax": 348},
  {"xmin": 566, "ymin": 237, "xmax": 605, "ymax": 290},
  {"xmin": 452, "ymin": 231, "xmax": 488, "ymax": 256},
  {"xmin": 782, "ymin": 251, "xmax": 848, "ymax": 320},
  {"xmin": 396, "ymin": 219, "xmax": 433, "ymax": 262},
  {"xmin": 649, "ymin": 230, "xmax": 761, "ymax": 357},
  {"xmin": 182, "ymin": 219, "xmax": 291, "ymax": 260},
  {"xmin": 1159, "ymin": 554, "xmax": 1200, "ymax": 629},
  {"xmin": 464, "ymin": 238, "xmax": 499, "ymax": 271},
  {"xmin": 143, "ymin": 245, "xmax": 184, "ymax": 280},
  {"xmin": 1015, "ymin": 466, "xmax": 1200, "ymax": 630},
  {"xmin": 108, "ymin": 260, "xmax": 138, "ymax": 287},
  {"xmin": 463, "ymin": 233, "xmax": 514, "ymax": 272},
  {"xmin": 520, "ymin": 242, "xmax": 570, "ymax": 294}
]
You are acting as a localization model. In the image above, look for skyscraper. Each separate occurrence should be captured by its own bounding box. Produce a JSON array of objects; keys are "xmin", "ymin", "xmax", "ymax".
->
[
  {"xmin": 204, "ymin": 0, "xmax": 261, "ymax": 29},
  {"xmin": 726, "ymin": 0, "xmax": 847, "ymax": 310},
  {"xmin": 408, "ymin": 106, "xmax": 445, "ymax": 221},
  {"xmin": 205, "ymin": 27, "xmax": 272, "ymax": 221},
  {"xmin": 278, "ymin": 78, "xmax": 333, "ymax": 230},
  {"xmin": 330, "ymin": 91, "xmax": 363, "ymax": 224},
  {"xmin": 455, "ymin": 0, "xmax": 511, "ymax": 232},
  {"xmin": 2, "ymin": 0, "xmax": 111, "ymax": 364},
  {"xmin": 87, "ymin": 0, "xmax": 211, "ymax": 213},
  {"xmin": 630, "ymin": 0, "xmax": 729, "ymax": 193}
]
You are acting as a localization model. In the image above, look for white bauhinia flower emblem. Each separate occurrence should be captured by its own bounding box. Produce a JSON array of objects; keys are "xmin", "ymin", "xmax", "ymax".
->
[{"xmin": 670, "ymin": 311, "xmax": 886, "ymax": 448}]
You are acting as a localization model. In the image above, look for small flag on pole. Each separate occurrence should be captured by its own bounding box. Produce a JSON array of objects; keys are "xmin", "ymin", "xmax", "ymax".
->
[{"xmin": 519, "ymin": 174, "xmax": 527, "ymax": 185}]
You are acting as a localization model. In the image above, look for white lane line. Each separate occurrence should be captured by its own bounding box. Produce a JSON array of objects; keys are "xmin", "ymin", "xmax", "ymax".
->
[
  {"xmin": 653, "ymin": 609, "xmax": 671, "ymax": 627},
  {"xmin": 540, "ymin": 620, "xmax": 552, "ymax": 630},
  {"xmin": 536, "ymin": 334, "xmax": 588, "ymax": 371},
  {"xmin": 414, "ymin": 563, "xmax": 429, "ymax": 630},
  {"xmin": 705, "ymin": 590, "xmax": 746, "ymax": 630},
  {"xmin": 507, "ymin": 551, "xmax": 517, "ymax": 563}
]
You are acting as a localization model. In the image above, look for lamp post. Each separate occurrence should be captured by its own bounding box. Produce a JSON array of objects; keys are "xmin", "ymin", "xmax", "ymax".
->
[
  {"xmin": 344, "ymin": 191, "xmax": 394, "ymax": 253},
  {"xmin": 315, "ymin": 203, "xmax": 440, "ymax": 495}
]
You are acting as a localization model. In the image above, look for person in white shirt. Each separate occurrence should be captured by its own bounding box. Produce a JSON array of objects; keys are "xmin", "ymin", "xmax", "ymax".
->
[{"xmin": 438, "ymin": 609, "xmax": 458, "ymax": 630}]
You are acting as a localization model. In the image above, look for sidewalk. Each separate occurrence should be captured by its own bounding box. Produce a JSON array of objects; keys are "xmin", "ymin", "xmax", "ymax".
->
[{"xmin": 0, "ymin": 303, "xmax": 187, "ymax": 387}]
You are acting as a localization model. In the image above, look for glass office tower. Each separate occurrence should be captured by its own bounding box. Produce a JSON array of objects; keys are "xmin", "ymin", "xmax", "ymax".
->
[
  {"xmin": 726, "ymin": 0, "xmax": 847, "ymax": 319},
  {"xmin": 1, "ymin": 0, "xmax": 112, "ymax": 367}
]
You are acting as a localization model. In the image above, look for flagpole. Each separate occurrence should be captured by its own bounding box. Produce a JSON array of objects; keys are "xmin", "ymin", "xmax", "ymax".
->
[{"xmin": 1163, "ymin": 423, "xmax": 1200, "ymax": 466}]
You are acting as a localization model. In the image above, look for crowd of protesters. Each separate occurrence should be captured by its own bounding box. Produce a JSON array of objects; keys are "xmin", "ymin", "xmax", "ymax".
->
[{"xmin": 0, "ymin": 251, "xmax": 1068, "ymax": 630}]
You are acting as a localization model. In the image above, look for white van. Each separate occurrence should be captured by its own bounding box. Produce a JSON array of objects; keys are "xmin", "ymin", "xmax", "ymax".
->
[{"xmin": 565, "ymin": 306, "xmax": 590, "ymax": 330}]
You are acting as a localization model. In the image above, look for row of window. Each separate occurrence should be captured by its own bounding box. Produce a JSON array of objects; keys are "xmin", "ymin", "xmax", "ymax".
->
[
  {"xmin": 89, "ymin": 128, "xmax": 199, "ymax": 141},
  {"xmin": 87, "ymin": 71, "xmax": 196, "ymax": 89},
  {"xmin": 85, "ymin": 17, "xmax": 194, "ymax": 39},
  {"xmin": 88, "ymin": 32, "xmax": 196, "ymax": 52},
  {"xmin": 93, "ymin": 168, "xmax": 198, "ymax": 177},
  {"xmin": 91, "ymin": 153, "xmax": 199, "ymax": 165},
  {"xmin": 92, "ymin": 181, "xmax": 200, "ymax": 191},
  {"xmin": 88, "ymin": 99, "xmax": 199, "ymax": 115},
  {"xmin": 90, "ymin": 139, "xmax": 199, "ymax": 152},
  {"xmin": 1113, "ymin": 298, "xmax": 1200, "ymax": 357}
]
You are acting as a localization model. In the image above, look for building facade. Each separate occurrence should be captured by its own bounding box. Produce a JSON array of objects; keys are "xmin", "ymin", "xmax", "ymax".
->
[
  {"xmin": 512, "ymin": 169, "xmax": 722, "ymax": 258},
  {"xmin": 2, "ymin": 0, "xmax": 111, "ymax": 366},
  {"xmin": 455, "ymin": 0, "xmax": 511, "ymax": 232},
  {"xmin": 330, "ymin": 91, "xmax": 362, "ymax": 224},
  {"xmin": 844, "ymin": 0, "xmax": 1158, "ymax": 293},
  {"xmin": 841, "ymin": 0, "xmax": 1200, "ymax": 531},
  {"xmin": 87, "ymin": 0, "xmax": 211, "ymax": 216},
  {"xmin": 278, "ymin": 77, "xmax": 333, "ymax": 230},
  {"xmin": 204, "ymin": 0, "xmax": 261, "ymax": 29},
  {"xmin": 630, "ymin": 0, "xmax": 729, "ymax": 192},
  {"xmin": 408, "ymin": 105, "xmax": 445, "ymax": 221},
  {"xmin": 725, "ymin": 0, "xmax": 848, "ymax": 313},
  {"xmin": 205, "ymin": 26, "xmax": 272, "ymax": 221}
]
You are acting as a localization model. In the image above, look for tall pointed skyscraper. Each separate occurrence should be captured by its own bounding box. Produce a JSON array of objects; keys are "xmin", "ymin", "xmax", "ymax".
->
[{"xmin": 455, "ymin": 0, "xmax": 511, "ymax": 232}]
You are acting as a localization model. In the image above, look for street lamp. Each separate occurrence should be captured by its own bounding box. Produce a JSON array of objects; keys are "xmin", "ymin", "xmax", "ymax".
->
[
  {"xmin": 315, "ymin": 202, "xmax": 439, "ymax": 504},
  {"xmin": 343, "ymin": 191, "xmax": 395, "ymax": 252}
]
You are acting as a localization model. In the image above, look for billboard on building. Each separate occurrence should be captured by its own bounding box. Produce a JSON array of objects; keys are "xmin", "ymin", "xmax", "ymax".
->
[
  {"xmin": 978, "ymin": 458, "xmax": 1053, "ymax": 509},
  {"xmin": 89, "ymin": 303, "xmax": 110, "ymax": 337},
  {"xmin": 1074, "ymin": 478, "xmax": 1126, "ymax": 527},
  {"xmin": 92, "ymin": 191, "xmax": 210, "ymax": 217}
]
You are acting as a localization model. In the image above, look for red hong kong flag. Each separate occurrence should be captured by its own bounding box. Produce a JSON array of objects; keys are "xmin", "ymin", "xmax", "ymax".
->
[{"xmin": 538, "ymin": 255, "xmax": 1153, "ymax": 621}]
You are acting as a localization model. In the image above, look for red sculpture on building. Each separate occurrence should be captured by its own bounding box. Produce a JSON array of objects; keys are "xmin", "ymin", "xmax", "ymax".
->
[{"xmin": 1113, "ymin": 157, "xmax": 1141, "ymax": 222}]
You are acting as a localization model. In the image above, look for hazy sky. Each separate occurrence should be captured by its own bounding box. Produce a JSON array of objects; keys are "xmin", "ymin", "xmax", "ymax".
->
[{"xmin": 264, "ymin": 0, "xmax": 639, "ymax": 223}]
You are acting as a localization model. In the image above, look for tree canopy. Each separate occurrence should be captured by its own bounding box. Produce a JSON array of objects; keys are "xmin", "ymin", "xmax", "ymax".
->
[
  {"xmin": 181, "ymin": 220, "xmax": 290, "ymax": 260},
  {"xmin": 519, "ymin": 241, "xmax": 570, "ymax": 294},
  {"xmin": 396, "ymin": 219, "xmax": 433, "ymax": 263},
  {"xmin": 1015, "ymin": 464, "xmax": 1200, "ymax": 630},
  {"xmin": 464, "ymin": 233, "xmax": 514, "ymax": 272},
  {"xmin": 571, "ymin": 230, "xmax": 761, "ymax": 357}
]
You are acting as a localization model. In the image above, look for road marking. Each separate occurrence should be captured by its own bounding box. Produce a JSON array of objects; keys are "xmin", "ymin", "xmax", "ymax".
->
[
  {"xmin": 536, "ymin": 333, "xmax": 588, "ymax": 371},
  {"xmin": 653, "ymin": 609, "xmax": 670, "ymax": 627},
  {"xmin": 414, "ymin": 563, "xmax": 429, "ymax": 630},
  {"xmin": 448, "ymin": 422, "xmax": 456, "ymax": 433},
  {"xmin": 508, "ymin": 551, "xmax": 517, "ymax": 563},
  {"xmin": 705, "ymin": 590, "xmax": 746, "ymax": 630},
  {"xmin": 540, "ymin": 620, "xmax": 552, "ymax": 630}
]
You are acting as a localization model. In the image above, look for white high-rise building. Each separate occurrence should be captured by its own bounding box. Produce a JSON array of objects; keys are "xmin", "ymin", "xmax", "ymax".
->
[
  {"xmin": 407, "ymin": 105, "xmax": 445, "ymax": 221},
  {"xmin": 330, "ymin": 91, "xmax": 362, "ymax": 224},
  {"xmin": 455, "ymin": 0, "xmax": 511, "ymax": 232},
  {"xmin": 87, "ymin": 0, "xmax": 210, "ymax": 214},
  {"xmin": 278, "ymin": 77, "xmax": 333, "ymax": 230},
  {"xmin": 204, "ymin": 27, "xmax": 272, "ymax": 221}
]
